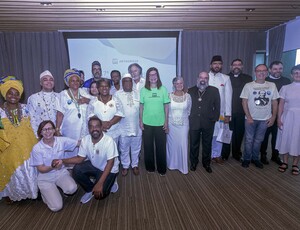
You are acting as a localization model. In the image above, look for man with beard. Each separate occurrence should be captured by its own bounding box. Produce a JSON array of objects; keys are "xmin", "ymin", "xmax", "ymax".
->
[
  {"xmin": 128, "ymin": 63, "xmax": 145, "ymax": 92},
  {"xmin": 260, "ymin": 61, "xmax": 291, "ymax": 165},
  {"xmin": 52, "ymin": 116, "xmax": 119, "ymax": 204},
  {"xmin": 221, "ymin": 59, "xmax": 252, "ymax": 161},
  {"xmin": 208, "ymin": 55, "xmax": 232, "ymax": 164},
  {"xmin": 82, "ymin": 61, "xmax": 102, "ymax": 88},
  {"xmin": 189, "ymin": 72, "xmax": 220, "ymax": 173}
]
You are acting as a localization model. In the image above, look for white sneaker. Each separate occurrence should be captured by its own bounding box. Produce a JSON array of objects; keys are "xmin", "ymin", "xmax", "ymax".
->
[
  {"xmin": 80, "ymin": 192, "xmax": 93, "ymax": 204},
  {"xmin": 110, "ymin": 181, "xmax": 119, "ymax": 193}
]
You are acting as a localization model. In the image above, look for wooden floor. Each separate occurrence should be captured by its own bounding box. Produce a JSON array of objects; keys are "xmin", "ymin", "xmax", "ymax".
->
[{"xmin": 1, "ymin": 156, "xmax": 300, "ymax": 230}]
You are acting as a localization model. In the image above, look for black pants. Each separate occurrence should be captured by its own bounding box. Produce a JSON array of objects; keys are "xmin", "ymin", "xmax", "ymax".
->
[
  {"xmin": 189, "ymin": 125, "xmax": 214, "ymax": 167},
  {"xmin": 222, "ymin": 113, "xmax": 245, "ymax": 160},
  {"xmin": 72, "ymin": 161, "xmax": 117, "ymax": 199},
  {"xmin": 260, "ymin": 122, "xmax": 279, "ymax": 159},
  {"xmin": 143, "ymin": 124, "xmax": 167, "ymax": 174}
]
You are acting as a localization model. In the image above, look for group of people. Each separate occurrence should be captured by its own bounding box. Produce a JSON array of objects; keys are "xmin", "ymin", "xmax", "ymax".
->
[{"xmin": 0, "ymin": 57, "xmax": 299, "ymax": 212}]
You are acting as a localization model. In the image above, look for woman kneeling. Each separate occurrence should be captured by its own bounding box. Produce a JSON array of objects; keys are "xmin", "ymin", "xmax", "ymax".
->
[{"xmin": 30, "ymin": 120, "xmax": 79, "ymax": 212}]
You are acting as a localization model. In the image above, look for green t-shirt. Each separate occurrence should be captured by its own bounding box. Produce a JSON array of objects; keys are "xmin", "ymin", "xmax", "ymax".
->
[{"xmin": 140, "ymin": 86, "xmax": 170, "ymax": 126}]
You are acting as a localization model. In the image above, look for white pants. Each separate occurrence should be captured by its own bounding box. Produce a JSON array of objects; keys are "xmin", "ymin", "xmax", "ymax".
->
[
  {"xmin": 119, "ymin": 135, "xmax": 142, "ymax": 168},
  {"xmin": 211, "ymin": 136, "xmax": 223, "ymax": 158},
  {"xmin": 37, "ymin": 168, "xmax": 77, "ymax": 212}
]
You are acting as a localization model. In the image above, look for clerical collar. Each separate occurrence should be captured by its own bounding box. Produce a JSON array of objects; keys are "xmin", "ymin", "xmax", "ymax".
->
[{"xmin": 268, "ymin": 75, "xmax": 281, "ymax": 80}]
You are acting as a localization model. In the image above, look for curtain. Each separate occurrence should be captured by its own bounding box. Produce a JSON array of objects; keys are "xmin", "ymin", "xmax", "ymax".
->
[
  {"xmin": 267, "ymin": 25, "xmax": 286, "ymax": 65},
  {"xmin": 0, "ymin": 32, "xmax": 69, "ymax": 102},
  {"xmin": 181, "ymin": 31, "xmax": 260, "ymax": 88}
]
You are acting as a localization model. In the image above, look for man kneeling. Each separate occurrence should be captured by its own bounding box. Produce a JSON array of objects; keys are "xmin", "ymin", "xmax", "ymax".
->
[{"xmin": 52, "ymin": 116, "xmax": 119, "ymax": 204}]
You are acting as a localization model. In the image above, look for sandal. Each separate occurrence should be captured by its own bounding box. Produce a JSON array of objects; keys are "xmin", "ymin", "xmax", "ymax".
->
[
  {"xmin": 278, "ymin": 163, "xmax": 288, "ymax": 173},
  {"xmin": 291, "ymin": 165, "xmax": 299, "ymax": 176}
]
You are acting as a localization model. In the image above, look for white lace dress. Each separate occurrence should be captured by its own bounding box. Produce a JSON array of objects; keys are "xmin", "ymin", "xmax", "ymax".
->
[{"xmin": 166, "ymin": 93, "xmax": 192, "ymax": 174}]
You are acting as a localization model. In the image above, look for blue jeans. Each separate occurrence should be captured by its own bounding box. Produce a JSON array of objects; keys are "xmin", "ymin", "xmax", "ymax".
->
[
  {"xmin": 243, "ymin": 120, "xmax": 268, "ymax": 162},
  {"xmin": 72, "ymin": 161, "xmax": 117, "ymax": 199}
]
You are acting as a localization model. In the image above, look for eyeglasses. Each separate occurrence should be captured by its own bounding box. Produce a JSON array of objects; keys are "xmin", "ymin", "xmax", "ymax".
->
[
  {"xmin": 42, "ymin": 127, "xmax": 54, "ymax": 132},
  {"xmin": 255, "ymin": 70, "xmax": 268, "ymax": 73}
]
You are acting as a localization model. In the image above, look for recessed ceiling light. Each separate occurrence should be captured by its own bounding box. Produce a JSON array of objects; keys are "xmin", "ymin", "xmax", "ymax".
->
[
  {"xmin": 96, "ymin": 8, "xmax": 106, "ymax": 12},
  {"xmin": 245, "ymin": 8, "xmax": 255, "ymax": 12},
  {"xmin": 40, "ymin": 2, "xmax": 52, "ymax": 6}
]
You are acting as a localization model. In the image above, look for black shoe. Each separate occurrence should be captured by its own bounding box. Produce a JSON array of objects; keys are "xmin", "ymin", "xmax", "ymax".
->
[
  {"xmin": 233, "ymin": 156, "xmax": 241, "ymax": 162},
  {"xmin": 221, "ymin": 155, "xmax": 228, "ymax": 161},
  {"xmin": 190, "ymin": 164, "xmax": 197, "ymax": 171},
  {"xmin": 261, "ymin": 157, "xmax": 269, "ymax": 165},
  {"xmin": 204, "ymin": 165, "xmax": 212, "ymax": 173},
  {"xmin": 253, "ymin": 160, "xmax": 264, "ymax": 169},
  {"xmin": 271, "ymin": 157, "xmax": 283, "ymax": 166},
  {"xmin": 242, "ymin": 160, "xmax": 250, "ymax": 168}
]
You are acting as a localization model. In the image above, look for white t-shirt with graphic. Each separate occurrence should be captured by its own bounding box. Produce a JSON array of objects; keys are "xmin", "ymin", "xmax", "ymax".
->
[{"xmin": 240, "ymin": 81, "xmax": 279, "ymax": 120}]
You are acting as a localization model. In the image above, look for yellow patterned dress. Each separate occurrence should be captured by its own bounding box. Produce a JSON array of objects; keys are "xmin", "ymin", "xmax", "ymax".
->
[{"xmin": 0, "ymin": 104, "xmax": 38, "ymax": 201}]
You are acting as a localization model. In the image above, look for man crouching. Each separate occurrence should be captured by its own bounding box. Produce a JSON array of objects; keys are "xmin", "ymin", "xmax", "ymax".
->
[{"xmin": 52, "ymin": 116, "xmax": 119, "ymax": 204}]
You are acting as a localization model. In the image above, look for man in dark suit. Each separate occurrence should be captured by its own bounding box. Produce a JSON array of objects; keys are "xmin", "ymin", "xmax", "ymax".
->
[
  {"xmin": 221, "ymin": 59, "xmax": 252, "ymax": 161},
  {"xmin": 189, "ymin": 71, "xmax": 220, "ymax": 173},
  {"xmin": 260, "ymin": 61, "xmax": 291, "ymax": 165}
]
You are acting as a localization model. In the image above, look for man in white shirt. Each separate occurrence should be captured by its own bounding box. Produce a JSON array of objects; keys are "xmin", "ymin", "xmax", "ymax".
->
[
  {"xmin": 208, "ymin": 55, "xmax": 233, "ymax": 165},
  {"xmin": 128, "ymin": 63, "xmax": 146, "ymax": 92},
  {"xmin": 114, "ymin": 73, "xmax": 142, "ymax": 176},
  {"xmin": 52, "ymin": 116, "xmax": 119, "ymax": 204},
  {"xmin": 27, "ymin": 70, "xmax": 60, "ymax": 137},
  {"xmin": 240, "ymin": 64, "xmax": 279, "ymax": 168}
]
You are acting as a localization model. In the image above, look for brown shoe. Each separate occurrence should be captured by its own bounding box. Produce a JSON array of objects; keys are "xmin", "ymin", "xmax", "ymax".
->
[
  {"xmin": 122, "ymin": 168, "xmax": 128, "ymax": 176},
  {"xmin": 133, "ymin": 167, "xmax": 140, "ymax": 175},
  {"xmin": 211, "ymin": 158, "xmax": 217, "ymax": 163},
  {"xmin": 215, "ymin": 157, "xmax": 224, "ymax": 165},
  {"xmin": 4, "ymin": 197, "xmax": 13, "ymax": 205}
]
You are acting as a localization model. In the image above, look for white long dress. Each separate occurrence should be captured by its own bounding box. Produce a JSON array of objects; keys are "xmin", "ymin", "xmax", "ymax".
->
[
  {"xmin": 166, "ymin": 93, "xmax": 192, "ymax": 174},
  {"xmin": 275, "ymin": 82, "xmax": 300, "ymax": 156},
  {"xmin": 57, "ymin": 88, "xmax": 89, "ymax": 157}
]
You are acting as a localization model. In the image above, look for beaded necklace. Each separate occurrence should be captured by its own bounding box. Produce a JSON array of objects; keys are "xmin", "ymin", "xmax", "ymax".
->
[
  {"xmin": 38, "ymin": 91, "xmax": 56, "ymax": 119},
  {"xmin": 3, "ymin": 102, "xmax": 22, "ymax": 127},
  {"xmin": 68, "ymin": 89, "xmax": 81, "ymax": 118}
]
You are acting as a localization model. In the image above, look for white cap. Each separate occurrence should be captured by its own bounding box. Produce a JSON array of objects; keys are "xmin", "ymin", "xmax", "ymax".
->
[
  {"xmin": 121, "ymin": 73, "xmax": 132, "ymax": 80},
  {"xmin": 40, "ymin": 70, "xmax": 54, "ymax": 79}
]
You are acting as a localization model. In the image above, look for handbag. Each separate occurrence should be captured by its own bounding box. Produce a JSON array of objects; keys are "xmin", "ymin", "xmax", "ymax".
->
[{"xmin": 216, "ymin": 123, "xmax": 232, "ymax": 144}]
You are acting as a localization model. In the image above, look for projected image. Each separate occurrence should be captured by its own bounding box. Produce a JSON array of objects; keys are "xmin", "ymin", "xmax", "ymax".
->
[{"xmin": 67, "ymin": 37, "xmax": 177, "ymax": 91}]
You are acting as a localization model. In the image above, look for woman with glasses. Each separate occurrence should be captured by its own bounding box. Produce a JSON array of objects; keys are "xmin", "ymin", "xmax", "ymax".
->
[
  {"xmin": 0, "ymin": 77, "xmax": 38, "ymax": 204},
  {"xmin": 276, "ymin": 65, "xmax": 300, "ymax": 175},
  {"xmin": 140, "ymin": 67, "xmax": 170, "ymax": 175},
  {"xmin": 30, "ymin": 120, "xmax": 79, "ymax": 212}
]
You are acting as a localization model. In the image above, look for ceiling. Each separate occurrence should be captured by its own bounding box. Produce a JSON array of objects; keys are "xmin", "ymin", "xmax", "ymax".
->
[{"xmin": 0, "ymin": 0, "xmax": 300, "ymax": 31}]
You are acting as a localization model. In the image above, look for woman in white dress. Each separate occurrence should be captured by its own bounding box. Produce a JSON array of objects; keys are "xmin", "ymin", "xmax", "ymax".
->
[
  {"xmin": 84, "ymin": 78, "xmax": 124, "ymax": 143},
  {"xmin": 276, "ymin": 65, "xmax": 300, "ymax": 175},
  {"xmin": 166, "ymin": 77, "xmax": 191, "ymax": 174},
  {"xmin": 55, "ymin": 69, "xmax": 90, "ymax": 157}
]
